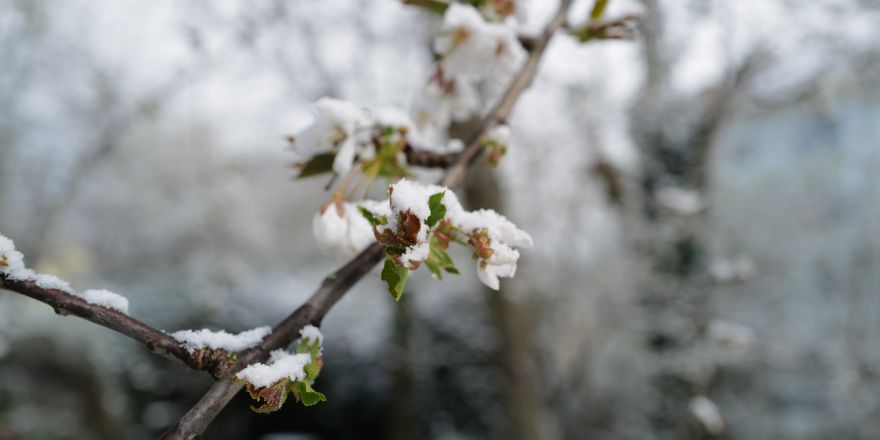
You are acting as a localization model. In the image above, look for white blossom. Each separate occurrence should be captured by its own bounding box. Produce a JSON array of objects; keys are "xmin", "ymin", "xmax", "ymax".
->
[
  {"xmin": 290, "ymin": 98, "xmax": 370, "ymax": 176},
  {"xmin": 454, "ymin": 208, "xmax": 534, "ymax": 249},
  {"xmin": 434, "ymin": 4, "xmax": 525, "ymax": 81},
  {"xmin": 475, "ymin": 242, "xmax": 520, "ymax": 290},
  {"xmin": 454, "ymin": 208, "xmax": 533, "ymax": 290},
  {"xmin": 312, "ymin": 200, "xmax": 380, "ymax": 259}
]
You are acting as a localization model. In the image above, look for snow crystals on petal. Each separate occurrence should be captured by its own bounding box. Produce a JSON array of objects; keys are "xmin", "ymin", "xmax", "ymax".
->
[
  {"xmin": 389, "ymin": 179, "xmax": 451, "ymax": 221},
  {"xmin": 400, "ymin": 242, "xmax": 431, "ymax": 268}
]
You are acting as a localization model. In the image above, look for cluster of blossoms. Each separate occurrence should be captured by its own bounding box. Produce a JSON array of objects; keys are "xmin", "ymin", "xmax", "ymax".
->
[
  {"xmin": 361, "ymin": 179, "xmax": 532, "ymax": 293},
  {"xmin": 271, "ymin": 0, "xmax": 531, "ymax": 413},
  {"xmin": 414, "ymin": 3, "xmax": 526, "ymax": 142},
  {"xmin": 289, "ymin": 98, "xmax": 433, "ymax": 179},
  {"xmin": 314, "ymin": 180, "xmax": 533, "ymax": 292}
]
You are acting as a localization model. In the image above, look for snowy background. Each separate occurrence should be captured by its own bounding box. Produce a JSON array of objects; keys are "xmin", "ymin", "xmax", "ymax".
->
[{"xmin": 1, "ymin": 0, "xmax": 880, "ymax": 439}]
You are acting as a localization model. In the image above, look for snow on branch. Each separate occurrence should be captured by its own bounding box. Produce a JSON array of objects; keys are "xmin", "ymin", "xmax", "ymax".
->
[
  {"xmin": 0, "ymin": 233, "xmax": 237, "ymax": 376},
  {"xmin": 172, "ymin": 327, "xmax": 272, "ymax": 354}
]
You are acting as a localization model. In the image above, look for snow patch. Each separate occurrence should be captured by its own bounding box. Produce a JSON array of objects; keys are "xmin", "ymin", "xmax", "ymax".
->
[
  {"xmin": 236, "ymin": 349, "xmax": 312, "ymax": 388},
  {"xmin": 81, "ymin": 289, "xmax": 130, "ymax": 314},
  {"xmin": 172, "ymin": 327, "xmax": 271, "ymax": 353}
]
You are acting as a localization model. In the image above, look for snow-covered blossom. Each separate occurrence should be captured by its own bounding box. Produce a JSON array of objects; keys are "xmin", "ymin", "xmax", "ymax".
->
[
  {"xmin": 290, "ymin": 98, "xmax": 371, "ymax": 176},
  {"xmin": 291, "ymin": 98, "xmax": 457, "ymax": 178},
  {"xmin": 236, "ymin": 326, "xmax": 324, "ymax": 388},
  {"xmin": 456, "ymin": 209, "xmax": 533, "ymax": 290},
  {"xmin": 388, "ymin": 179, "xmax": 457, "ymax": 226},
  {"xmin": 381, "ymin": 179, "xmax": 460, "ymax": 242},
  {"xmin": 434, "ymin": 4, "xmax": 526, "ymax": 81},
  {"xmin": 365, "ymin": 180, "xmax": 532, "ymax": 290},
  {"xmin": 312, "ymin": 199, "xmax": 385, "ymax": 259},
  {"xmin": 400, "ymin": 242, "xmax": 430, "ymax": 269},
  {"xmin": 80, "ymin": 289, "xmax": 129, "ymax": 314},
  {"xmin": 172, "ymin": 327, "xmax": 271, "ymax": 353}
]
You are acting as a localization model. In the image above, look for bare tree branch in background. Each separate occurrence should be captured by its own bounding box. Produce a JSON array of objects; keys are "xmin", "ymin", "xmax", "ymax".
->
[{"xmin": 26, "ymin": 68, "xmax": 198, "ymax": 262}]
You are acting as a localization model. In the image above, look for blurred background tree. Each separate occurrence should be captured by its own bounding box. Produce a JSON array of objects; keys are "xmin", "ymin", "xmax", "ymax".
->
[{"xmin": 1, "ymin": 0, "xmax": 879, "ymax": 439}]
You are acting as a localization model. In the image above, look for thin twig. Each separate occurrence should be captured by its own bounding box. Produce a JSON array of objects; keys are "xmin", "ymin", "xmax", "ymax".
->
[
  {"xmin": 403, "ymin": 143, "xmax": 456, "ymax": 168},
  {"xmin": 0, "ymin": 276, "xmax": 235, "ymax": 376},
  {"xmin": 161, "ymin": 1, "xmax": 574, "ymax": 438}
]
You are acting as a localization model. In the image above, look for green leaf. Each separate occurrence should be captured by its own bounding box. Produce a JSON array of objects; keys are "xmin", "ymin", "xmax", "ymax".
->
[
  {"xmin": 590, "ymin": 0, "xmax": 609, "ymax": 21},
  {"xmin": 378, "ymin": 159, "xmax": 410, "ymax": 180},
  {"xmin": 359, "ymin": 207, "xmax": 384, "ymax": 226},
  {"xmin": 424, "ymin": 236, "xmax": 459, "ymax": 279},
  {"xmin": 426, "ymin": 192, "xmax": 447, "ymax": 228},
  {"xmin": 296, "ymin": 381, "xmax": 327, "ymax": 406},
  {"xmin": 402, "ymin": 0, "xmax": 449, "ymax": 14},
  {"xmin": 424, "ymin": 258, "xmax": 442, "ymax": 279},
  {"xmin": 381, "ymin": 258, "xmax": 409, "ymax": 301},
  {"xmin": 297, "ymin": 153, "xmax": 336, "ymax": 178}
]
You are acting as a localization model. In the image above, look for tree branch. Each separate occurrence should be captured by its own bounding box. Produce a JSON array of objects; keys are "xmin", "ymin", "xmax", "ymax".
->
[
  {"xmin": 403, "ymin": 143, "xmax": 456, "ymax": 168},
  {"xmin": 161, "ymin": 2, "xmax": 574, "ymax": 438},
  {"xmin": 0, "ymin": 276, "xmax": 236, "ymax": 377}
]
